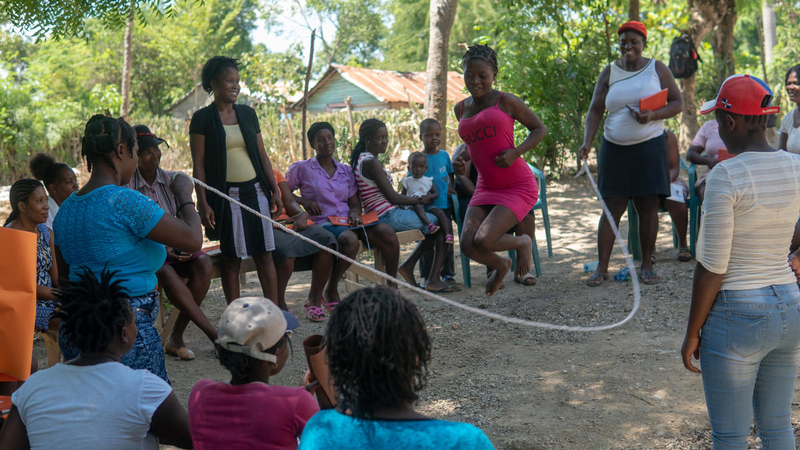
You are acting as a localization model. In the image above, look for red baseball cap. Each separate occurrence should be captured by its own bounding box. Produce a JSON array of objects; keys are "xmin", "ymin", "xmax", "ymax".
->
[
  {"xmin": 618, "ymin": 21, "xmax": 647, "ymax": 40},
  {"xmin": 700, "ymin": 74, "xmax": 781, "ymax": 116}
]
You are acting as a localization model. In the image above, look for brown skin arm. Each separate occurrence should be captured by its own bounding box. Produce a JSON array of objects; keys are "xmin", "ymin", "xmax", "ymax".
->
[
  {"xmin": 787, "ymin": 221, "xmax": 800, "ymax": 281},
  {"xmin": 447, "ymin": 173, "xmax": 455, "ymax": 194},
  {"xmin": 256, "ymin": 134, "xmax": 283, "ymax": 219},
  {"xmin": 578, "ymin": 65, "xmax": 611, "ymax": 159},
  {"xmin": 55, "ymin": 244, "xmax": 69, "ymax": 286},
  {"xmin": 190, "ymin": 133, "xmax": 214, "ymax": 230},
  {"xmin": 149, "ymin": 392, "xmax": 193, "ymax": 448},
  {"xmin": 146, "ymin": 174, "xmax": 203, "ymax": 253},
  {"xmin": 278, "ymin": 180, "xmax": 309, "ymax": 232},
  {"xmin": 0, "ymin": 406, "xmax": 30, "ymax": 449},
  {"xmin": 686, "ymin": 144, "xmax": 717, "ymax": 168},
  {"xmin": 361, "ymin": 159, "xmax": 420, "ymax": 206},
  {"xmin": 634, "ymin": 61, "xmax": 684, "ymax": 123},
  {"xmin": 779, "ymin": 132, "xmax": 789, "ymax": 151},
  {"xmin": 347, "ymin": 193, "xmax": 363, "ymax": 226},
  {"xmin": 666, "ymin": 131, "xmax": 680, "ymax": 182},
  {"xmin": 422, "ymin": 183, "xmax": 438, "ymax": 206},
  {"xmin": 681, "ymin": 263, "xmax": 724, "ymax": 374},
  {"xmin": 494, "ymin": 93, "xmax": 547, "ymax": 168}
]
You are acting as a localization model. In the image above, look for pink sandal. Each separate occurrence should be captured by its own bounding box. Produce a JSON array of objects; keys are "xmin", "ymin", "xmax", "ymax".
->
[
  {"xmin": 426, "ymin": 223, "xmax": 440, "ymax": 234},
  {"xmin": 321, "ymin": 297, "xmax": 339, "ymax": 312},
  {"xmin": 303, "ymin": 305, "xmax": 326, "ymax": 322},
  {"xmin": 445, "ymin": 234, "xmax": 454, "ymax": 244}
]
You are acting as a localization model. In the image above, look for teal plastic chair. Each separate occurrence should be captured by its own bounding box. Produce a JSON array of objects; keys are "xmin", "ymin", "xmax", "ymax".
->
[
  {"xmin": 451, "ymin": 164, "xmax": 548, "ymax": 288},
  {"xmin": 687, "ymin": 163, "xmax": 701, "ymax": 258}
]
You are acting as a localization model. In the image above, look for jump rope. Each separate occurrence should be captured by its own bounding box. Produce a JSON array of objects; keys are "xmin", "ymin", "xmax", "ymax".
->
[{"xmin": 189, "ymin": 159, "xmax": 641, "ymax": 332}]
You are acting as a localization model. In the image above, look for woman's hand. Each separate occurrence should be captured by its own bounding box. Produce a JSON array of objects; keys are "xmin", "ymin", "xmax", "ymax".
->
[
  {"xmin": 681, "ymin": 333, "xmax": 702, "ymax": 374},
  {"xmin": 292, "ymin": 211, "xmax": 309, "ymax": 232},
  {"xmin": 297, "ymin": 197, "xmax": 322, "ymax": 217},
  {"xmin": 633, "ymin": 109, "xmax": 656, "ymax": 124},
  {"xmin": 347, "ymin": 210, "xmax": 363, "ymax": 227},
  {"xmin": 166, "ymin": 247, "xmax": 191, "ymax": 262},
  {"xmin": 197, "ymin": 201, "xmax": 215, "ymax": 230},
  {"xmin": 271, "ymin": 192, "xmax": 284, "ymax": 220},
  {"xmin": 577, "ymin": 144, "xmax": 591, "ymax": 160},
  {"xmin": 789, "ymin": 250, "xmax": 800, "ymax": 282},
  {"xmin": 453, "ymin": 156, "xmax": 466, "ymax": 176},
  {"xmin": 494, "ymin": 149, "xmax": 517, "ymax": 168},
  {"xmin": 169, "ymin": 172, "xmax": 194, "ymax": 203}
]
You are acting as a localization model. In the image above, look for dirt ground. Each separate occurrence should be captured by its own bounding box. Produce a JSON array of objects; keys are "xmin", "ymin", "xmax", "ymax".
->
[{"xmin": 25, "ymin": 175, "xmax": 800, "ymax": 449}]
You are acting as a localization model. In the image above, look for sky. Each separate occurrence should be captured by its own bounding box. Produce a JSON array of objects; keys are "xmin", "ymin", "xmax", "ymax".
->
[{"xmin": 250, "ymin": 2, "xmax": 336, "ymax": 56}]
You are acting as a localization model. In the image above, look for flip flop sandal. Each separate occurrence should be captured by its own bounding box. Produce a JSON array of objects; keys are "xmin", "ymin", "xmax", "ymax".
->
[
  {"xmin": 427, "ymin": 223, "xmax": 440, "ymax": 234},
  {"xmin": 426, "ymin": 284, "xmax": 462, "ymax": 293},
  {"xmin": 321, "ymin": 297, "xmax": 340, "ymax": 312},
  {"xmin": 586, "ymin": 273, "xmax": 609, "ymax": 287},
  {"xmin": 677, "ymin": 247, "xmax": 692, "ymax": 262},
  {"xmin": 164, "ymin": 343, "xmax": 195, "ymax": 361},
  {"xmin": 445, "ymin": 234, "xmax": 454, "ymax": 244},
  {"xmin": 514, "ymin": 273, "xmax": 537, "ymax": 286},
  {"xmin": 639, "ymin": 271, "xmax": 661, "ymax": 285},
  {"xmin": 303, "ymin": 305, "xmax": 326, "ymax": 322}
]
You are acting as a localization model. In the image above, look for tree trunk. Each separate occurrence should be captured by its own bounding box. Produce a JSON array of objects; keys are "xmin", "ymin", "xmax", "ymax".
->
[
  {"xmin": 762, "ymin": 0, "xmax": 776, "ymax": 67},
  {"xmin": 629, "ymin": 0, "xmax": 640, "ymax": 21},
  {"xmin": 120, "ymin": 3, "xmax": 134, "ymax": 119},
  {"xmin": 423, "ymin": 0, "xmax": 458, "ymax": 151},
  {"xmin": 710, "ymin": 0, "xmax": 737, "ymax": 87}
]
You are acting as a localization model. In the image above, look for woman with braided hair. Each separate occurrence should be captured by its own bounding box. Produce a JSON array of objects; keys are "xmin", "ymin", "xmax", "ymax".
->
[
  {"xmin": 0, "ymin": 268, "xmax": 193, "ymax": 449},
  {"xmin": 453, "ymin": 44, "xmax": 546, "ymax": 296},
  {"xmin": 53, "ymin": 114, "xmax": 202, "ymax": 382},
  {"xmin": 298, "ymin": 287, "xmax": 493, "ymax": 449}
]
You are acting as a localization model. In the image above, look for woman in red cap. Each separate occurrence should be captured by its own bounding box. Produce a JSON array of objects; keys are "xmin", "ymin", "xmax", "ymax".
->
[
  {"xmin": 578, "ymin": 21, "xmax": 682, "ymax": 286},
  {"xmin": 681, "ymin": 75, "xmax": 800, "ymax": 448}
]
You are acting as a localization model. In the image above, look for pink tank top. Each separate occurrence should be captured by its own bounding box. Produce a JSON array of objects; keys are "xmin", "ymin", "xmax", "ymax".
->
[{"xmin": 457, "ymin": 93, "xmax": 536, "ymax": 191}]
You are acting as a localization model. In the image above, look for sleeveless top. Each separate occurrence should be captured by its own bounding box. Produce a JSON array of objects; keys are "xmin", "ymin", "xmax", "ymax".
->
[
  {"xmin": 604, "ymin": 58, "xmax": 665, "ymax": 146},
  {"xmin": 354, "ymin": 152, "xmax": 396, "ymax": 217}
]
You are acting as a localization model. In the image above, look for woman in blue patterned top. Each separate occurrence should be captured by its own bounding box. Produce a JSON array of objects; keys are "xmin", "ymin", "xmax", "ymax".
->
[
  {"xmin": 4, "ymin": 179, "xmax": 59, "ymax": 333},
  {"xmin": 299, "ymin": 287, "xmax": 494, "ymax": 450},
  {"xmin": 53, "ymin": 114, "xmax": 203, "ymax": 382}
]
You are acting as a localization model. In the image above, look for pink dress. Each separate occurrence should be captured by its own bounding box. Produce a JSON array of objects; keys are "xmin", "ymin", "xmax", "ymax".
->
[{"xmin": 457, "ymin": 93, "xmax": 539, "ymax": 222}]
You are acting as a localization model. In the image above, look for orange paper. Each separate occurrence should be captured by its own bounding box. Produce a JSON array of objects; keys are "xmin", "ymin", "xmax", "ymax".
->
[
  {"xmin": 327, "ymin": 211, "xmax": 379, "ymax": 226},
  {"xmin": 717, "ymin": 148, "xmax": 734, "ymax": 161},
  {"xmin": 0, "ymin": 227, "xmax": 37, "ymax": 382},
  {"xmin": 639, "ymin": 88, "xmax": 668, "ymax": 112}
]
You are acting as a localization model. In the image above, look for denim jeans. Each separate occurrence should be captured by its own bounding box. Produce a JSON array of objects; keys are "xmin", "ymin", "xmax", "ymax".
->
[
  {"xmin": 700, "ymin": 283, "xmax": 800, "ymax": 449},
  {"xmin": 378, "ymin": 208, "xmax": 437, "ymax": 234}
]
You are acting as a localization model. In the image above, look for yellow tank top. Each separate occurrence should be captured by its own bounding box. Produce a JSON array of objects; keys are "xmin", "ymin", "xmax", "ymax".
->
[{"xmin": 224, "ymin": 124, "xmax": 257, "ymax": 182}]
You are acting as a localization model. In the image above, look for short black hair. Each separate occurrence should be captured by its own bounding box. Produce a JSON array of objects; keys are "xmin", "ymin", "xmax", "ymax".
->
[
  {"xmin": 217, "ymin": 335, "xmax": 289, "ymax": 379},
  {"xmin": 461, "ymin": 44, "xmax": 498, "ymax": 73},
  {"xmin": 408, "ymin": 151, "xmax": 427, "ymax": 165},
  {"xmin": 53, "ymin": 268, "xmax": 133, "ymax": 355},
  {"xmin": 419, "ymin": 118, "xmax": 440, "ymax": 136},
  {"xmin": 29, "ymin": 153, "xmax": 71, "ymax": 190},
  {"xmin": 201, "ymin": 56, "xmax": 240, "ymax": 94},
  {"xmin": 81, "ymin": 114, "xmax": 136, "ymax": 174},
  {"xmin": 715, "ymin": 109, "xmax": 768, "ymax": 136},
  {"xmin": 785, "ymin": 65, "xmax": 800, "ymax": 85},
  {"xmin": 4, "ymin": 178, "xmax": 43, "ymax": 226},
  {"xmin": 326, "ymin": 287, "xmax": 431, "ymax": 419}
]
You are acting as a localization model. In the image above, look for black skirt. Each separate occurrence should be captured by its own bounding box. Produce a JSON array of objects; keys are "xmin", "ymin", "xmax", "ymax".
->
[
  {"xmin": 272, "ymin": 224, "xmax": 337, "ymax": 270},
  {"xmin": 597, "ymin": 133, "xmax": 670, "ymax": 198}
]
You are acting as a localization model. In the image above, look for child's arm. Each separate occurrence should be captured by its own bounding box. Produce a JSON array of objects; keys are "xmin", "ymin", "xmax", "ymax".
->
[
  {"xmin": 423, "ymin": 183, "xmax": 438, "ymax": 205},
  {"xmin": 362, "ymin": 159, "xmax": 420, "ymax": 206}
]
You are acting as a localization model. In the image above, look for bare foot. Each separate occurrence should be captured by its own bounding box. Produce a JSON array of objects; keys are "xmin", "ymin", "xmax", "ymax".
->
[
  {"xmin": 515, "ymin": 235, "xmax": 533, "ymax": 278},
  {"xmin": 397, "ymin": 264, "xmax": 418, "ymax": 287},
  {"xmin": 486, "ymin": 258, "xmax": 512, "ymax": 296}
]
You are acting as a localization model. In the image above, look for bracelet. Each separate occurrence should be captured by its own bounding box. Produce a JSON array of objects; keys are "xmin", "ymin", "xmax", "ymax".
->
[{"xmin": 178, "ymin": 201, "xmax": 195, "ymax": 211}]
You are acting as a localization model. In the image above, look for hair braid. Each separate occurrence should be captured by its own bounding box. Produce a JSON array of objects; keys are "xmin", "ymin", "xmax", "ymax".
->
[
  {"xmin": 81, "ymin": 114, "xmax": 136, "ymax": 174},
  {"xmin": 4, "ymin": 178, "xmax": 43, "ymax": 226},
  {"xmin": 461, "ymin": 44, "xmax": 499, "ymax": 72},
  {"xmin": 349, "ymin": 118, "xmax": 387, "ymax": 170}
]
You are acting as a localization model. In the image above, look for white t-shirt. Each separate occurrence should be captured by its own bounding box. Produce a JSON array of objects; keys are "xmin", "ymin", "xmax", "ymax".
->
[
  {"xmin": 12, "ymin": 362, "xmax": 172, "ymax": 450},
  {"xmin": 45, "ymin": 196, "xmax": 58, "ymax": 230},
  {"xmin": 780, "ymin": 108, "xmax": 800, "ymax": 154},
  {"xmin": 401, "ymin": 176, "xmax": 433, "ymax": 198},
  {"xmin": 697, "ymin": 151, "xmax": 800, "ymax": 290}
]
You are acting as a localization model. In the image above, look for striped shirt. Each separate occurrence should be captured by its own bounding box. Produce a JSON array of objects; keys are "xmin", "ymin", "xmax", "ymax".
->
[
  {"xmin": 354, "ymin": 152, "xmax": 396, "ymax": 217},
  {"xmin": 126, "ymin": 168, "xmax": 178, "ymax": 217}
]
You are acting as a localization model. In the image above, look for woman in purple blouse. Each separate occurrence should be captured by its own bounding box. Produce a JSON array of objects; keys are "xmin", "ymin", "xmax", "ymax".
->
[{"xmin": 287, "ymin": 122, "xmax": 400, "ymax": 307}]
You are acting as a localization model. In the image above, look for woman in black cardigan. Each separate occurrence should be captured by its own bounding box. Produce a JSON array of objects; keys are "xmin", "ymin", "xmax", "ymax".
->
[{"xmin": 190, "ymin": 56, "xmax": 283, "ymax": 304}]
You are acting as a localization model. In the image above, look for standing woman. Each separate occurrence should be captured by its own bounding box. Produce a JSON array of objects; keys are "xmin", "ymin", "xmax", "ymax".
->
[
  {"xmin": 578, "ymin": 21, "xmax": 683, "ymax": 286},
  {"xmin": 28, "ymin": 153, "xmax": 78, "ymax": 230},
  {"xmin": 453, "ymin": 44, "xmax": 546, "ymax": 296},
  {"xmin": 778, "ymin": 64, "xmax": 800, "ymax": 154},
  {"xmin": 681, "ymin": 75, "xmax": 800, "ymax": 448},
  {"xmin": 54, "ymin": 114, "xmax": 202, "ymax": 382},
  {"xmin": 191, "ymin": 56, "xmax": 283, "ymax": 304}
]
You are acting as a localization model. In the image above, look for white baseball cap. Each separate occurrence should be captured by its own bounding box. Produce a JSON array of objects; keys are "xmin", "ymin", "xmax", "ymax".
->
[{"xmin": 216, "ymin": 297, "xmax": 299, "ymax": 363}]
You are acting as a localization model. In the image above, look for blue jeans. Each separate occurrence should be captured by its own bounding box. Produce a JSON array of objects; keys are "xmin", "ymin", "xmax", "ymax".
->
[
  {"xmin": 378, "ymin": 208, "xmax": 437, "ymax": 234},
  {"xmin": 700, "ymin": 284, "xmax": 800, "ymax": 449}
]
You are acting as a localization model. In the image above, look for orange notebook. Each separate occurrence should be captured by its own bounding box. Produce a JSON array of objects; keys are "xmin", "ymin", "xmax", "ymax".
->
[
  {"xmin": 639, "ymin": 88, "xmax": 668, "ymax": 112},
  {"xmin": 328, "ymin": 211, "xmax": 379, "ymax": 226}
]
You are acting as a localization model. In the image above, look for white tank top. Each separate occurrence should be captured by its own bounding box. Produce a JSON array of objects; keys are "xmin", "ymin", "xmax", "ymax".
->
[{"xmin": 604, "ymin": 58, "xmax": 665, "ymax": 146}]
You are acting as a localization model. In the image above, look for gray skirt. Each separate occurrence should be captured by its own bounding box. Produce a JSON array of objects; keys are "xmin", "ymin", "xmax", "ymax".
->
[
  {"xmin": 597, "ymin": 133, "xmax": 670, "ymax": 198},
  {"xmin": 272, "ymin": 224, "xmax": 337, "ymax": 269}
]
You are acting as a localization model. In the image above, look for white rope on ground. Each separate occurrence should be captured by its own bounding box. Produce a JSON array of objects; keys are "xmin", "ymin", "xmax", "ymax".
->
[{"xmin": 189, "ymin": 159, "xmax": 640, "ymax": 332}]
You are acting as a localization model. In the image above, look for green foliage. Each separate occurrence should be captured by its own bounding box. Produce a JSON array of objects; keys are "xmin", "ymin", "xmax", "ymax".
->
[{"xmin": 239, "ymin": 46, "xmax": 306, "ymax": 104}]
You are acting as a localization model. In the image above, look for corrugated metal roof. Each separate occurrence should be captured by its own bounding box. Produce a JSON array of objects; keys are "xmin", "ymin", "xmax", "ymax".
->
[{"xmin": 329, "ymin": 64, "xmax": 467, "ymax": 105}]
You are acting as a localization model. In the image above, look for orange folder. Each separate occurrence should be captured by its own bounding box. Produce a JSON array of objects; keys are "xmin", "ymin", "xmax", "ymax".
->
[
  {"xmin": 717, "ymin": 148, "xmax": 734, "ymax": 161},
  {"xmin": 328, "ymin": 211, "xmax": 379, "ymax": 226},
  {"xmin": 0, "ymin": 227, "xmax": 37, "ymax": 383},
  {"xmin": 639, "ymin": 88, "xmax": 668, "ymax": 112}
]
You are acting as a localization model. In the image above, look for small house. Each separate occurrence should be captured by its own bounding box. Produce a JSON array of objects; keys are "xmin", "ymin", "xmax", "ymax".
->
[{"xmin": 290, "ymin": 64, "xmax": 468, "ymax": 113}]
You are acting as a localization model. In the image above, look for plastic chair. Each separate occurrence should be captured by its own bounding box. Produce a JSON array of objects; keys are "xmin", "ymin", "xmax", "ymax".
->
[
  {"xmin": 687, "ymin": 163, "xmax": 701, "ymax": 258},
  {"xmin": 451, "ymin": 164, "xmax": 547, "ymax": 288}
]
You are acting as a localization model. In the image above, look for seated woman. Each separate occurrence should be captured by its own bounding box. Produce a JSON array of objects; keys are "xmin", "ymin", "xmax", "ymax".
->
[
  {"xmin": 662, "ymin": 130, "xmax": 690, "ymax": 261},
  {"xmin": 54, "ymin": 114, "xmax": 203, "ymax": 382},
  {"xmin": 127, "ymin": 125, "xmax": 217, "ymax": 361},
  {"xmin": 28, "ymin": 153, "xmax": 78, "ymax": 231},
  {"xmin": 350, "ymin": 119, "xmax": 451, "ymax": 293},
  {"xmin": 298, "ymin": 287, "xmax": 493, "ymax": 449},
  {"xmin": 272, "ymin": 168, "xmax": 336, "ymax": 321},
  {"xmin": 0, "ymin": 268, "xmax": 192, "ymax": 449},
  {"xmin": 286, "ymin": 122, "xmax": 400, "ymax": 306},
  {"xmin": 189, "ymin": 297, "xmax": 317, "ymax": 449},
  {"xmin": 686, "ymin": 117, "xmax": 725, "ymax": 201}
]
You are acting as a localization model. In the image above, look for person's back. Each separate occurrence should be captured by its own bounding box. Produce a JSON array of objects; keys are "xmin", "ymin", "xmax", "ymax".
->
[
  {"xmin": 299, "ymin": 409, "xmax": 492, "ymax": 450},
  {"xmin": 12, "ymin": 362, "xmax": 170, "ymax": 450},
  {"xmin": 190, "ymin": 380, "xmax": 317, "ymax": 450}
]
